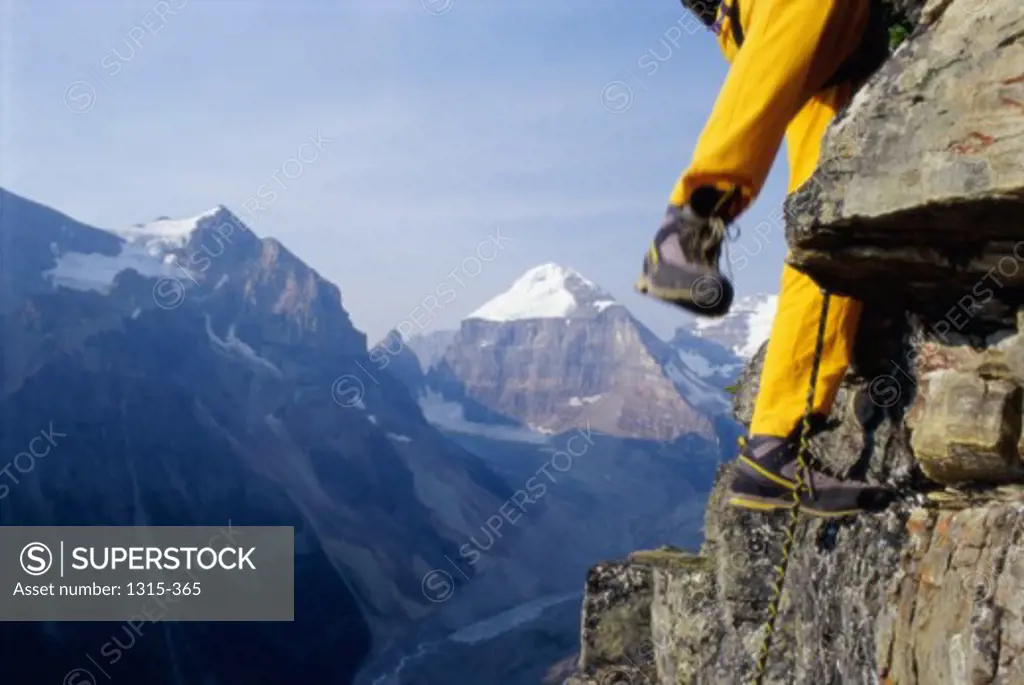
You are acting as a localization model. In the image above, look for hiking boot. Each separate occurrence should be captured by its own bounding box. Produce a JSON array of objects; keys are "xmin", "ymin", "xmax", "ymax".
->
[
  {"xmin": 727, "ymin": 435, "xmax": 895, "ymax": 518},
  {"xmin": 634, "ymin": 201, "xmax": 733, "ymax": 318},
  {"xmin": 727, "ymin": 436, "xmax": 799, "ymax": 513}
]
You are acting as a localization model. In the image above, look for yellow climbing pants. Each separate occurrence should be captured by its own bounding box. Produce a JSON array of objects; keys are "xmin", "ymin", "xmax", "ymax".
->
[{"xmin": 669, "ymin": 0, "xmax": 869, "ymax": 438}]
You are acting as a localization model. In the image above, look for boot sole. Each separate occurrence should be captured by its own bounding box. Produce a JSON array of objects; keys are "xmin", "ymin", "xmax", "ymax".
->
[
  {"xmin": 634, "ymin": 275, "xmax": 729, "ymax": 318},
  {"xmin": 728, "ymin": 494, "xmax": 868, "ymax": 519},
  {"xmin": 799, "ymin": 504, "xmax": 871, "ymax": 519},
  {"xmin": 727, "ymin": 495, "xmax": 796, "ymax": 513}
]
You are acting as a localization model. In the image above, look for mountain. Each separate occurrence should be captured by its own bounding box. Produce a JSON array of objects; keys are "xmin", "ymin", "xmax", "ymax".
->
[
  {"xmin": 404, "ymin": 329, "xmax": 458, "ymax": 375},
  {"xmin": 0, "ymin": 188, "xmax": 544, "ymax": 684},
  {"xmin": 667, "ymin": 327, "xmax": 747, "ymax": 389},
  {"xmin": 403, "ymin": 263, "xmax": 730, "ymax": 443},
  {"xmin": 467, "ymin": 263, "xmax": 617, "ymax": 322},
  {"xmin": 662, "ymin": 293, "xmax": 778, "ymax": 390},
  {"xmin": 0, "ymin": 187, "xmax": 743, "ymax": 684},
  {"xmin": 361, "ymin": 264, "xmax": 736, "ymax": 684},
  {"xmin": 674, "ymin": 293, "xmax": 779, "ymax": 358}
]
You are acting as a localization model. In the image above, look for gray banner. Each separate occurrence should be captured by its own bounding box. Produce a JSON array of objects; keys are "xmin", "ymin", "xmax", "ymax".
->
[{"xmin": 0, "ymin": 525, "xmax": 293, "ymax": 621}]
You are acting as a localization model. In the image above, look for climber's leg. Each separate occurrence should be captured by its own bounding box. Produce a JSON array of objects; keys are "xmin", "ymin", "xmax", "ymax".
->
[
  {"xmin": 639, "ymin": 0, "xmax": 870, "ymax": 316},
  {"xmin": 668, "ymin": 0, "xmax": 870, "ymax": 214},
  {"xmin": 750, "ymin": 87, "xmax": 863, "ymax": 439},
  {"xmin": 750, "ymin": 265, "xmax": 862, "ymax": 437},
  {"xmin": 730, "ymin": 83, "xmax": 893, "ymax": 517}
]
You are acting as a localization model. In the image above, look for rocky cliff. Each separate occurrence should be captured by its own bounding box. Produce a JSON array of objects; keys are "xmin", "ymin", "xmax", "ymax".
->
[{"xmin": 566, "ymin": 0, "xmax": 1024, "ymax": 683}]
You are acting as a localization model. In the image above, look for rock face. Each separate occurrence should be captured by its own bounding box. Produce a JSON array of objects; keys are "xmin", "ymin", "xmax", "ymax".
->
[
  {"xmin": 788, "ymin": 0, "xmax": 1024, "ymax": 316},
  {"xmin": 566, "ymin": 1, "xmax": 1024, "ymax": 683},
  {"xmin": 443, "ymin": 310, "xmax": 716, "ymax": 441}
]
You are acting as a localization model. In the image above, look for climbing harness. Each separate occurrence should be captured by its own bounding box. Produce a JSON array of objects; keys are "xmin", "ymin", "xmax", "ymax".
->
[{"xmin": 749, "ymin": 290, "xmax": 832, "ymax": 685}]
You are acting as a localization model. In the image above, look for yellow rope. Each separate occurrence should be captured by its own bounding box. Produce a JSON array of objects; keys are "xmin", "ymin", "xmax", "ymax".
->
[{"xmin": 749, "ymin": 290, "xmax": 831, "ymax": 685}]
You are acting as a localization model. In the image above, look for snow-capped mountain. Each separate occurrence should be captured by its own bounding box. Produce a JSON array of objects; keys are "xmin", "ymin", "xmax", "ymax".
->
[
  {"xmin": 385, "ymin": 263, "xmax": 732, "ymax": 443},
  {"xmin": 43, "ymin": 206, "xmax": 236, "ymax": 293},
  {"xmin": 367, "ymin": 263, "xmax": 730, "ymax": 684},
  {"xmin": 467, "ymin": 263, "xmax": 619, "ymax": 321},
  {"xmin": 0, "ymin": 187, "xmax": 550, "ymax": 685},
  {"xmin": 675, "ymin": 293, "xmax": 779, "ymax": 359},
  {"xmin": 2, "ymin": 189, "xmax": 733, "ymax": 685}
]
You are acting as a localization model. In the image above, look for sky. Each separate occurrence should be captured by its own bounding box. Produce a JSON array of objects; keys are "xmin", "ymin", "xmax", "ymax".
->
[{"xmin": 0, "ymin": 0, "xmax": 792, "ymax": 343}]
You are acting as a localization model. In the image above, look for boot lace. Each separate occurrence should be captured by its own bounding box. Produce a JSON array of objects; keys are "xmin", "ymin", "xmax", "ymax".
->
[{"xmin": 681, "ymin": 214, "xmax": 728, "ymax": 267}]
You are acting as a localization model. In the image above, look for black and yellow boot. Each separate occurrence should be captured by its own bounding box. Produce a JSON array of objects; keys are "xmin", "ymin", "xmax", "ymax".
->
[
  {"xmin": 727, "ymin": 435, "xmax": 895, "ymax": 518},
  {"xmin": 727, "ymin": 436, "xmax": 799, "ymax": 513},
  {"xmin": 635, "ymin": 186, "xmax": 735, "ymax": 317}
]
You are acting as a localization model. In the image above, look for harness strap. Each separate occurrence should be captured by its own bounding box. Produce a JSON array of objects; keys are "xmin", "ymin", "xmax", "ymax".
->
[{"xmin": 725, "ymin": 0, "xmax": 744, "ymax": 45}]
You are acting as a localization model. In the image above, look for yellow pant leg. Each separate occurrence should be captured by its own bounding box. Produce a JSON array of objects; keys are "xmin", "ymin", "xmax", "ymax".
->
[
  {"xmin": 669, "ymin": 0, "xmax": 869, "ymax": 216},
  {"xmin": 749, "ymin": 87, "xmax": 864, "ymax": 437}
]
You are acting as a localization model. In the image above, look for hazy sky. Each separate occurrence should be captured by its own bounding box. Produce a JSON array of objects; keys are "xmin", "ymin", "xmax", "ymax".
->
[{"xmin": 0, "ymin": 0, "xmax": 791, "ymax": 343}]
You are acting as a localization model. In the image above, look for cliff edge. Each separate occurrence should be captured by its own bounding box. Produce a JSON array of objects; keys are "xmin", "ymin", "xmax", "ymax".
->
[{"xmin": 567, "ymin": 0, "xmax": 1024, "ymax": 682}]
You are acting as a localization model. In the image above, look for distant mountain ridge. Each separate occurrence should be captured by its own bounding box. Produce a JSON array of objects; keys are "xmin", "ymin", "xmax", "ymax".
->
[
  {"xmin": 382, "ymin": 263, "xmax": 736, "ymax": 443},
  {"xmin": 365, "ymin": 264, "xmax": 736, "ymax": 685},
  {"xmin": 0, "ymin": 187, "xmax": 546, "ymax": 684},
  {"xmin": 382, "ymin": 265, "xmax": 780, "ymax": 445},
  {"xmin": 676, "ymin": 293, "xmax": 779, "ymax": 359},
  {"xmin": 0, "ymin": 184, "xmax": 778, "ymax": 685}
]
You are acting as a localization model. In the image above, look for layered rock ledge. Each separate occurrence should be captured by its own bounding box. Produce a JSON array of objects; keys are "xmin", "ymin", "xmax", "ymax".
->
[{"xmin": 788, "ymin": 0, "xmax": 1024, "ymax": 316}]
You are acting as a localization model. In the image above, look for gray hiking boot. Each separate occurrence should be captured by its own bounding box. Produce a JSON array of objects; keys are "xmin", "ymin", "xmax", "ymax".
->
[
  {"xmin": 727, "ymin": 435, "xmax": 894, "ymax": 518},
  {"xmin": 634, "ymin": 189, "xmax": 735, "ymax": 317}
]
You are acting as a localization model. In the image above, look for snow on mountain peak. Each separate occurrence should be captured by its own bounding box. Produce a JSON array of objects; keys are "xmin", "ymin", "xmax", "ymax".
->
[
  {"xmin": 467, "ymin": 263, "xmax": 619, "ymax": 322},
  {"xmin": 691, "ymin": 293, "xmax": 779, "ymax": 358},
  {"xmin": 116, "ymin": 205, "xmax": 236, "ymax": 248},
  {"xmin": 44, "ymin": 205, "xmax": 244, "ymax": 295}
]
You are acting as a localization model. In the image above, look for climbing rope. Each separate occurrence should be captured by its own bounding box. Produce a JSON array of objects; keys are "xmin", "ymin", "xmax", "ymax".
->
[{"xmin": 749, "ymin": 289, "xmax": 832, "ymax": 685}]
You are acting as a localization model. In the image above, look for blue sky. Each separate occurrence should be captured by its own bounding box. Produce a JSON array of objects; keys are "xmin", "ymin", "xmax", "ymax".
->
[{"xmin": 0, "ymin": 0, "xmax": 791, "ymax": 342}]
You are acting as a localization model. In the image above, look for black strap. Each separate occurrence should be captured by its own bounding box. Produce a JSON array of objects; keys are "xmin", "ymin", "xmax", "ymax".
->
[{"xmin": 726, "ymin": 1, "xmax": 744, "ymax": 46}]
